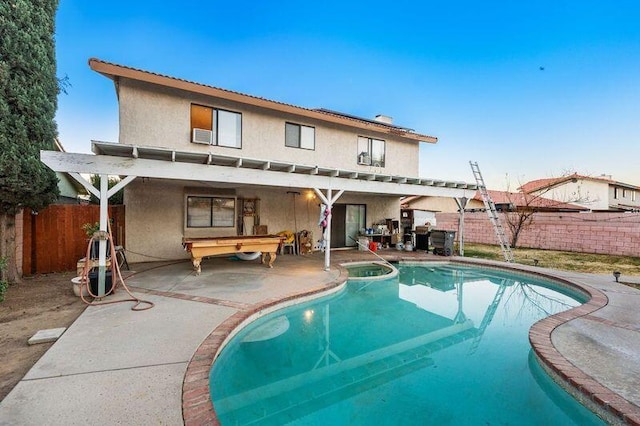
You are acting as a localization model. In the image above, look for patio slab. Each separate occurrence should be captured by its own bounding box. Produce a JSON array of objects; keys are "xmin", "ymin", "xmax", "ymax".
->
[
  {"xmin": 0, "ymin": 363, "xmax": 185, "ymax": 426},
  {"xmin": 24, "ymin": 293, "xmax": 233, "ymax": 379},
  {"xmin": 552, "ymin": 317, "xmax": 640, "ymax": 406},
  {"xmin": 1, "ymin": 250, "xmax": 639, "ymax": 425}
]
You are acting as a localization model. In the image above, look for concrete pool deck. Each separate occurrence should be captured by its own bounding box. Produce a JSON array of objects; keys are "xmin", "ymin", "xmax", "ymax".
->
[{"xmin": 0, "ymin": 250, "xmax": 639, "ymax": 425}]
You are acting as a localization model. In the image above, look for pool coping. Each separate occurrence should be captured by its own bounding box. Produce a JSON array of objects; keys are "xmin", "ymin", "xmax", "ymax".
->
[{"xmin": 181, "ymin": 258, "xmax": 640, "ymax": 425}]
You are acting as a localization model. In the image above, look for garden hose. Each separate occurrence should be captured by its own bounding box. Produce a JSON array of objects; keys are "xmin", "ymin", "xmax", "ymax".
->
[{"xmin": 79, "ymin": 221, "xmax": 154, "ymax": 311}]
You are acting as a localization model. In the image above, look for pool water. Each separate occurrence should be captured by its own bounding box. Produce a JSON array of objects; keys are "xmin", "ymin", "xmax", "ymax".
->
[
  {"xmin": 344, "ymin": 262, "xmax": 395, "ymax": 278},
  {"xmin": 210, "ymin": 264, "xmax": 604, "ymax": 425}
]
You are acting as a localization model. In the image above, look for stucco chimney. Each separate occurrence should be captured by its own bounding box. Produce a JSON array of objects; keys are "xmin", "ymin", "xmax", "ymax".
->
[{"xmin": 374, "ymin": 114, "xmax": 393, "ymax": 125}]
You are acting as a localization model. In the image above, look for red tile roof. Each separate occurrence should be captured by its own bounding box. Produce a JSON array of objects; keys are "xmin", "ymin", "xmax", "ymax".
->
[{"xmin": 473, "ymin": 190, "xmax": 587, "ymax": 210}]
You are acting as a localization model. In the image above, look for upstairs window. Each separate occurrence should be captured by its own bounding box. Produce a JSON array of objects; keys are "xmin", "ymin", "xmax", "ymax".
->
[
  {"xmin": 614, "ymin": 187, "xmax": 619, "ymax": 199},
  {"xmin": 186, "ymin": 196, "xmax": 235, "ymax": 228},
  {"xmin": 285, "ymin": 123, "xmax": 315, "ymax": 150},
  {"xmin": 191, "ymin": 104, "xmax": 242, "ymax": 148},
  {"xmin": 357, "ymin": 136, "xmax": 385, "ymax": 167}
]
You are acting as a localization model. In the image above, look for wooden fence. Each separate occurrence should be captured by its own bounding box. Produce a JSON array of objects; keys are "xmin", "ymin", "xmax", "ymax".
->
[{"xmin": 22, "ymin": 205, "xmax": 125, "ymax": 275}]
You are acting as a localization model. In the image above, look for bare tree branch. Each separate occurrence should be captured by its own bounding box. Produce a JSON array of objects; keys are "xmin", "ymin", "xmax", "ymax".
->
[{"xmin": 500, "ymin": 173, "xmax": 592, "ymax": 247}]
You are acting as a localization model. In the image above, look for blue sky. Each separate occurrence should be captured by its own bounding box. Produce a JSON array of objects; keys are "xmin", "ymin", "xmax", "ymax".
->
[{"xmin": 55, "ymin": 0, "xmax": 640, "ymax": 189}]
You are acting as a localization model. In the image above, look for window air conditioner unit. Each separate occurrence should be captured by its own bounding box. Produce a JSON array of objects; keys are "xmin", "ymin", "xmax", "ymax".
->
[
  {"xmin": 358, "ymin": 153, "xmax": 371, "ymax": 165},
  {"xmin": 192, "ymin": 128, "xmax": 213, "ymax": 144}
]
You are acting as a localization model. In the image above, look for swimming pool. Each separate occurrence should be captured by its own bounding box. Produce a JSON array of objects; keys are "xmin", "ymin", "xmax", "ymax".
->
[{"xmin": 209, "ymin": 264, "xmax": 604, "ymax": 425}]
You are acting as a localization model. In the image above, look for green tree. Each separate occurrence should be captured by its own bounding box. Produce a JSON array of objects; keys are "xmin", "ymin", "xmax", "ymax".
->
[
  {"xmin": 89, "ymin": 175, "xmax": 124, "ymax": 205},
  {"xmin": 0, "ymin": 0, "xmax": 61, "ymax": 283}
]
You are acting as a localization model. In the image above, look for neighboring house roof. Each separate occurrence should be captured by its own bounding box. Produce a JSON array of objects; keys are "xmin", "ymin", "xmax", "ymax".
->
[
  {"xmin": 54, "ymin": 138, "xmax": 89, "ymax": 198},
  {"xmin": 473, "ymin": 190, "xmax": 588, "ymax": 211},
  {"xmin": 401, "ymin": 190, "xmax": 586, "ymax": 212},
  {"xmin": 88, "ymin": 58, "xmax": 437, "ymax": 144},
  {"xmin": 520, "ymin": 173, "xmax": 640, "ymax": 193},
  {"xmin": 400, "ymin": 195, "xmax": 422, "ymax": 207}
]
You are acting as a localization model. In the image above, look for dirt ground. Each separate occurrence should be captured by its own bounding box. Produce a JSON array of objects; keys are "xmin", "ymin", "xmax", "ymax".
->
[{"xmin": 0, "ymin": 271, "xmax": 86, "ymax": 401}]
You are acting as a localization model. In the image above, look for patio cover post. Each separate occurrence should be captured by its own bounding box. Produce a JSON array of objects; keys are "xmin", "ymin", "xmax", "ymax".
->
[
  {"xmin": 454, "ymin": 197, "xmax": 469, "ymax": 256},
  {"xmin": 325, "ymin": 189, "xmax": 332, "ymax": 271},
  {"xmin": 67, "ymin": 173, "xmax": 137, "ymax": 296},
  {"xmin": 313, "ymin": 188, "xmax": 344, "ymax": 271},
  {"xmin": 97, "ymin": 174, "xmax": 109, "ymax": 296}
]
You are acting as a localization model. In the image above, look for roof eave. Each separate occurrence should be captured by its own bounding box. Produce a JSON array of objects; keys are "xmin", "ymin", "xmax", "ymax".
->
[{"xmin": 88, "ymin": 58, "xmax": 438, "ymax": 144}]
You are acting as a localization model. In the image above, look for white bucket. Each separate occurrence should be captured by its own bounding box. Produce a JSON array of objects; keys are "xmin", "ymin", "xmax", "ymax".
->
[
  {"xmin": 71, "ymin": 276, "xmax": 89, "ymax": 297},
  {"xmin": 404, "ymin": 244, "xmax": 413, "ymax": 252}
]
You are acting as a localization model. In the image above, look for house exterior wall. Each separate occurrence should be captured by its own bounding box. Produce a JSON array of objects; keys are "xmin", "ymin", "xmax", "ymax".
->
[
  {"xmin": 118, "ymin": 79, "xmax": 420, "ymax": 177},
  {"xmin": 531, "ymin": 179, "xmax": 609, "ymax": 210},
  {"xmin": 610, "ymin": 185, "xmax": 640, "ymax": 209},
  {"xmin": 435, "ymin": 211, "xmax": 640, "ymax": 256},
  {"xmin": 123, "ymin": 179, "xmax": 402, "ymax": 262},
  {"xmin": 406, "ymin": 196, "xmax": 483, "ymax": 213},
  {"xmin": 56, "ymin": 172, "xmax": 80, "ymax": 201}
]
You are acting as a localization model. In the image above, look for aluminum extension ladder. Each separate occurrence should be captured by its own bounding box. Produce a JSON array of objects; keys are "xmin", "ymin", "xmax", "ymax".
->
[{"xmin": 469, "ymin": 161, "xmax": 515, "ymax": 263}]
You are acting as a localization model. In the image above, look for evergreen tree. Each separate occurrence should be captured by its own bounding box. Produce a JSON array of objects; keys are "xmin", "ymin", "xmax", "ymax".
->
[{"xmin": 0, "ymin": 0, "xmax": 61, "ymax": 283}]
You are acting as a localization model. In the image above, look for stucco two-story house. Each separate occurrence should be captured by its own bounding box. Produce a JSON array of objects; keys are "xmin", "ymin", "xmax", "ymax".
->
[
  {"xmin": 520, "ymin": 174, "xmax": 640, "ymax": 212},
  {"xmin": 42, "ymin": 59, "xmax": 476, "ymax": 264}
]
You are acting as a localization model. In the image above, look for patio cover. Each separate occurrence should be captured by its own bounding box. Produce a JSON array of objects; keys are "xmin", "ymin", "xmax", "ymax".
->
[{"xmin": 41, "ymin": 142, "xmax": 477, "ymax": 292}]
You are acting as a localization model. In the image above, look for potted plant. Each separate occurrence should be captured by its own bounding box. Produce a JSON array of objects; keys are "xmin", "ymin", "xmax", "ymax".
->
[
  {"xmin": 82, "ymin": 221, "xmax": 100, "ymax": 238},
  {"xmin": 81, "ymin": 222, "xmax": 110, "ymax": 259}
]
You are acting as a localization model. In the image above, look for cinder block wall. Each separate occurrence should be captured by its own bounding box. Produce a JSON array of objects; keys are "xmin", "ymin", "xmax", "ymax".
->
[{"xmin": 435, "ymin": 212, "xmax": 640, "ymax": 256}]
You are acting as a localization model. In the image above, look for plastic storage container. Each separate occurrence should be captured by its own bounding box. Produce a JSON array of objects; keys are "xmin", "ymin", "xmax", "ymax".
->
[
  {"xmin": 358, "ymin": 237, "xmax": 369, "ymax": 251},
  {"xmin": 88, "ymin": 269, "xmax": 114, "ymax": 295}
]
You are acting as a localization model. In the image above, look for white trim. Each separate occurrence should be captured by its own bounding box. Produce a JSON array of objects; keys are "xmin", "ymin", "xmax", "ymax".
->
[
  {"xmin": 42, "ymin": 149, "xmax": 476, "ymax": 198},
  {"xmin": 107, "ymin": 175, "xmax": 137, "ymax": 198}
]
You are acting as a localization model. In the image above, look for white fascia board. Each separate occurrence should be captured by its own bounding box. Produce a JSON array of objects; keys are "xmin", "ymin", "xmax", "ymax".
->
[{"xmin": 41, "ymin": 151, "xmax": 475, "ymax": 198}]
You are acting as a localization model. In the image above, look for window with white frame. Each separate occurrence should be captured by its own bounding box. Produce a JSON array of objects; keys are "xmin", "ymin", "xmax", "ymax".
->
[
  {"xmin": 285, "ymin": 122, "xmax": 315, "ymax": 150},
  {"xmin": 190, "ymin": 104, "xmax": 242, "ymax": 148},
  {"xmin": 357, "ymin": 136, "xmax": 385, "ymax": 167},
  {"xmin": 186, "ymin": 196, "xmax": 235, "ymax": 228},
  {"xmin": 633, "ymin": 191, "xmax": 636, "ymax": 202},
  {"xmin": 614, "ymin": 187, "xmax": 619, "ymax": 199}
]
